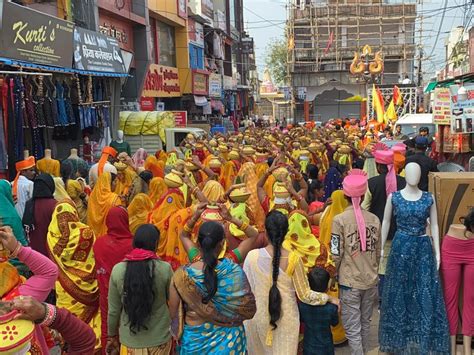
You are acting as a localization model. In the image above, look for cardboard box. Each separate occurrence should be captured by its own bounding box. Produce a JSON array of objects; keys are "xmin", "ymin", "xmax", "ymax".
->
[{"xmin": 429, "ymin": 172, "xmax": 474, "ymax": 237}]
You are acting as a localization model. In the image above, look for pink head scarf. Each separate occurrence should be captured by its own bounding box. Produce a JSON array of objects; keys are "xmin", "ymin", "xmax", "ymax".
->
[
  {"xmin": 132, "ymin": 148, "xmax": 148, "ymax": 170},
  {"xmin": 343, "ymin": 169, "xmax": 369, "ymax": 251},
  {"xmin": 374, "ymin": 150, "xmax": 396, "ymax": 197}
]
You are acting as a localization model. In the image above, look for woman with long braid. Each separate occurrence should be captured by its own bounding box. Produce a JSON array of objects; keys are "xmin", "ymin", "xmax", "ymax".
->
[{"xmin": 243, "ymin": 210, "xmax": 339, "ymax": 354}]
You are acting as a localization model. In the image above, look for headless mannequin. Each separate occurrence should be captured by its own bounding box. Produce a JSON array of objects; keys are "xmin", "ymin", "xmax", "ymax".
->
[
  {"xmin": 445, "ymin": 223, "xmax": 473, "ymax": 355},
  {"xmin": 110, "ymin": 130, "xmax": 131, "ymax": 156},
  {"xmin": 381, "ymin": 162, "xmax": 440, "ymax": 269},
  {"xmin": 37, "ymin": 149, "xmax": 60, "ymax": 176},
  {"xmin": 44, "ymin": 149, "xmax": 52, "ymax": 160},
  {"xmin": 69, "ymin": 148, "xmax": 79, "ymax": 160},
  {"xmin": 23, "ymin": 150, "xmax": 29, "ymax": 160}
]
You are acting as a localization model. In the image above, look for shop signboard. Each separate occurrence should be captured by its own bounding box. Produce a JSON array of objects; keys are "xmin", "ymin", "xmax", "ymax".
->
[
  {"xmin": 241, "ymin": 37, "xmax": 254, "ymax": 55},
  {"xmin": 188, "ymin": 19, "xmax": 204, "ymax": 48},
  {"xmin": 209, "ymin": 73, "xmax": 222, "ymax": 98},
  {"xmin": 192, "ymin": 70, "xmax": 209, "ymax": 96},
  {"xmin": 432, "ymin": 88, "xmax": 452, "ymax": 125},
  {"xmin": 201, "ymin": 0, "xmax": 214, "ymax": 22},
  {"xmin": 177, "ymin": 0, "xmax": 187, "ymax": 19},
  {"xmin": 139, "ymin": 97, "xmax": 155, "ymax": 111},
  {"xmin": 73, "ymin": 27, "xmax": 126, "ymax": 73},
  {"xmin": 143, "ymin": 64, "xmax": 181, "ymax": 97},
  {"xmin": 99, "ymin": 12, "xmax": 134, "ymax": 53},
  {"xmin": 172, "ymin": 111, "xmax": 187, "ymax": 127},
  {"xmin": 449, "ymin": 84, "xmax": 474, "ymax": 134},
  {"xmin": 223, "ymin": 75, "xmax": 237, "ymax": 90},
  {"xmin": 0, "ymin": 0, "xmax": 74, "ymax": 67}
]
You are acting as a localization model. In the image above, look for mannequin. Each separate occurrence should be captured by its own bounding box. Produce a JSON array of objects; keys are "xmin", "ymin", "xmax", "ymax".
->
[
  {"xmin": 440, "ymin": 209, "xmax": 474, "ymax": 355},
  {"xmin": 69, "ymin": 148, "xmax": 79, "ymax": 159},
  {"xmin": 379, "ymin": 163, "xmax": 449, "ymax": 354},
  {"xmin": 81, "ymin": 136, "xmax": 93, "ymax": 164},
  {"xmin": 110, "ymin": 130, "xmax": 131, "ymax": 156},
  {"xmin": 63, "ymin": 148, "xmax": 89, "ymax": 180},
  {"xmin": 37, "ymin": 149, "xmax": 60, "ymax": 177}
]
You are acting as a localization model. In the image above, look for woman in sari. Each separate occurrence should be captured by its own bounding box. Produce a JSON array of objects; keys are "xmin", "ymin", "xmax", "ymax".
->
[
  {"xmin": 0, "ymin": 225, "xmax": 58, "ymax": 353},
  {"xmin": 0, "ymin": 180, "xmax": 28, "ymax": 249},
  {"xmin": 94, "ymin": 206, "xmax": 133, "ymax": 352},
  {"xmin": 128, "ymin": 193, "xmax": 154, "ymax": 234},
  {"xmin": 148, "ymin": 177, "xmax": 167, "ymax": 205},
  {"xmin": 243, "ymin": 211, "xmax": 338, "ymax": 355},
  {"xmin": 87, "ymin": 171, "xmax": 122, "ymax": 238},
  {"xmin": 323, "ymin": 162, "xmax": 346, "ymax": 201},
  {"xmin": 107, "ymin": 224, "xmax": 173, "ymax": 354},
  {"xmin": 169, "ymin": 221, "xmax": 257, "ymax": 354},
  {"xmin": 47, "ymin": 200, "xmax": 101, "ymax": 351},
  {"xmin": 317, "ymin": 189, "xmax": 349, "ymax": 345},
  {"xmin": 22, "ymin": 174, "xmax": 57, "ymax": 258},
  {"xmin": 66, "ymin": 178, "xmax": 88, "ymax": 223},
  {"xmin": 132, "ymin": 148, "xmax": 148, "ymax": 170},
  {"xmin": 238, "ymin": 162, "xmax": 266, "ymax": 231}
]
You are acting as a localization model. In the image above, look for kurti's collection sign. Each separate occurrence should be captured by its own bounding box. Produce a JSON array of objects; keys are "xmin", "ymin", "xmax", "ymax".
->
[
  {"xmin": 0, "ymin": 0, "xmax": 74, "ymax": 67},
  {"xmin": 73, "ymin": 27, "xmax": 126, "ymax": 73}
]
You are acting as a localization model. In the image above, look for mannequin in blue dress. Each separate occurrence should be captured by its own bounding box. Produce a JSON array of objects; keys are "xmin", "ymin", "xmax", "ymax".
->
[{"xmin": 379, "ymin": 162, "xmax": 449, "ymax": 354}]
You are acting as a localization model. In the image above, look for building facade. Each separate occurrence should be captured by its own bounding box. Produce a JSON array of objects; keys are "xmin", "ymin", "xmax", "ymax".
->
[{"xmin": 288, "ymin": 0, "xmax": 416, "ymax": 121}]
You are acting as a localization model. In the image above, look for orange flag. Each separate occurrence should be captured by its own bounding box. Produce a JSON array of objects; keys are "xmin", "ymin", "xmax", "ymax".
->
[{"xmin": 393, "ymin": 85, "xmax": 403, "ymax": 106}]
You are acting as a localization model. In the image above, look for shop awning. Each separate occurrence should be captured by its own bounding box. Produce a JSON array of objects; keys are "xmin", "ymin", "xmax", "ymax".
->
[
  {"xmin": 0, "ymin": 57, "xmax": 130, "ymax": 77},
  {"xmin": 194, "ymin": 95, "xmax": 208, "ymax": 106},
  {"xmin": 424, "ymin": 81, "xmax": 438, "ymax": 93}
]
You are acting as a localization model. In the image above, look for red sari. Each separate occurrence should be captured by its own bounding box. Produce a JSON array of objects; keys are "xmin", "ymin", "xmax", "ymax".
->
[{"xmin": 92, "ymin": 207, "xmax": 133, "ymax": 353}]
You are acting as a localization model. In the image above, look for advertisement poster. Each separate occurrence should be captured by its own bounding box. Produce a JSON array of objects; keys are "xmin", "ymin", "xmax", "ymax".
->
[
  {"xmin": 143, "ymin": 64, "xmax": 181, "ymax": 97},
  {"xmin": 0, "ymin": 1, "xmax": 74, "ymax": 67},
  {"xmin": 201, "ymin": 0, "xmax": 214, "ymax": 21},
  {"xmin": 73, "ymin": 27, "xmax": 126, "ymax": 73},
  {"xmin": 209, "ymin": 73, "xmax": 222, "ymax": 98},
  {"xmin": 192, "ymin": 70, "xmax": 209, "ymax": 96},
  {"xmin": 177, "ymin": 0, "xmax": 187, "ymax": 18},
  {"xmin": 139, "ymin": 97, "xmax": 155, "ymax": 111},
  {"xmin": 188, "ymin": 19, "xmax": 204, "ymax": 48},
  {"xmin": 449, "ymin": 84, "xmax": 474, "ymax": 134},
  {"xmin": 172, "ymin": 111, "xmax": 187, "ymax": 127},
  {"xmin": 432, "ymin": 88, "xmax": 452, "ymax": 125}
]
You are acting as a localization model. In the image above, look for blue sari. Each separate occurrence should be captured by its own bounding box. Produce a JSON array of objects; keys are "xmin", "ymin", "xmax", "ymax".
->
[
  {"xmin": 323, "ymin": 167, "xmax": 342, "ymax": 201},
  {"xmin": 173, "ymin": 258, "xmax": 256, "ymax": 355}
]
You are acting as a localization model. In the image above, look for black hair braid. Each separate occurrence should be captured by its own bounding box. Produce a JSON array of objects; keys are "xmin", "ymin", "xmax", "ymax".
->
[
  {"xmin": 265, "ymin": 210, "xmax": 289, "ymax": 330},
  {"xmin": 198, "ymin": 221, "xmax": 224, "ymax": 304}
]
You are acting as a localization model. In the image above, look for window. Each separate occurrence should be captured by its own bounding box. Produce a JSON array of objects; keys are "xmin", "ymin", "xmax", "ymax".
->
[
  {"xmin": 189, "ymin": 45, "xmax": 204, "ymax": 70},
  {"xmin": 157, "ymin": 21, "xmax": 176, "ymax": 67}
]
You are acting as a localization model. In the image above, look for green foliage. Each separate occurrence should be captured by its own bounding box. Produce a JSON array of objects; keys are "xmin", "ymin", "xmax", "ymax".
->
[{"xmin": 265, "ymin": 38, "xmax": 288, "ymax": 86}]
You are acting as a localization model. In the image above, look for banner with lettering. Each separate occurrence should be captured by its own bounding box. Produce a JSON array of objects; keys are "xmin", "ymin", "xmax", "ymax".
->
[
  {"xmin": 449, "ymin": 84, "xmax": 474, "ymax": 134},
  {"xmin": 143, "ymin": 64, "xmax": 181, "ymax": 97},
  {"xmin": 73, "ymin": 27, "xmax": 126, "ymax": 73},
  {"xmin": 0, "ymin": 0, "xmax": 74, "ymax": 67}
]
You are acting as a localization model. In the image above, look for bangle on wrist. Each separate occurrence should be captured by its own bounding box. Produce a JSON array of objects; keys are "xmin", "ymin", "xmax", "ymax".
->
[
  {"xmin": 183, "ymin": 224, "xmax": 193, "ymax": 233},
  {"xmin": 239, "ymin": 221, "xmax": 249, "ymax": 231},
  {"xmin": 39, "ymin": 303, "xmax": 57, "ymax": 327},
  {"xmin": 9, "ymin": 242, "xmax": 21, "ymax": 259}
]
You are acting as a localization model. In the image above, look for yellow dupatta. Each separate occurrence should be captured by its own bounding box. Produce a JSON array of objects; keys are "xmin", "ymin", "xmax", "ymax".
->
[
  {"xmin": 128, "ymin": 193, "xmax": 153, "ymax": 234},
  {"xmin": 238, "ymin": 162, "xmax": 265, "ymax": 231},
  {"xmin": 220, "ymin": 161, "xmax": 238, "ymax": 191},
  {"xmin": 283, "ymin": 211, "xmax": 335, "ymax": 274},
  {"xmin": 114, "ymin": 167, "xmax": 137, "ymax": 197},
  {"xmin": 66, "ymin": 179, "xmax": 87, "ymax": 224},
  {"xmin": 201, "ymin": 180, "xmax": 225, "ymax": 203},
  {"xmin": 228, "ymin": 202, "xmax": 250, "ymax": 239},
  {"xmin": 53, "ymin": 177, "xmax": 70, "ymax": 202},
  {"xmin": 255, "ymin": 162, "xmax": 269, "ymax": 179},
  {"xmin": 87, "ymin": 172, "xmax": 122, "ymax": 238},
  {"xmin": 318, "ymin": 190, "xmax": 348, "ymax": 248},
  {"xmin": 47, "ymin": 201, "xmax": 101, "ymax": 348},
  {"xmin": 148, "ymin": 177, "xmax": 167, "ymax": 205}
]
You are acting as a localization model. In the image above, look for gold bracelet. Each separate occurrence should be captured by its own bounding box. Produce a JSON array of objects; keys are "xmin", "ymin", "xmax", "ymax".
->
[
  {"xmin": 183, "ymin": 224, "xmax": 193, "ymax": 233},
  {"xmin": 239, "ymin": 221, "xmax": 249, "ymax": 231}
]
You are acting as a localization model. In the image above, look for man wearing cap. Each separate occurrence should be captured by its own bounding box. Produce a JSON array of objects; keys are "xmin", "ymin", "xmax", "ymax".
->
[
  {"xmin": 12, "ymin": 156, "xmax": 36, "ymax": 219},
  {"xmin": 405, "ymin": 136, "xmax": 438, "ymax": 191},
  {"xmin": 362, "ymin": 149, "xmax": 405, "ymax": 303},
  {"xmin": 88, "ymin": 146, "xmax": 118, "ymax": 188},
  {"xmin": 331, "ymin": 170, "xmax": 381, "ymax": 355}
]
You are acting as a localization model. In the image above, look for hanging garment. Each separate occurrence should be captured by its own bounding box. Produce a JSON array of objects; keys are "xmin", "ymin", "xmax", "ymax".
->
[
  {"xmin": 23, "ymin": 79, "xmax": 37, "ymax": 129},
  {"xmin": 55, "ymin": 81, "xmax": 68, "ymax": 126},
  {"xmin": 0, "ymin": 106, "xmax": 7, "ymax": 169},
  {"xmin": 32, "ymin": 78, "xmax": 46, "ymax": 128},
  {"xmin": 12, "ymin": 78, "xmax": 24, "ymax": 160},
  {"xmin": 63, "ymin": 82, "xmax": 75, "ymax": 125}
]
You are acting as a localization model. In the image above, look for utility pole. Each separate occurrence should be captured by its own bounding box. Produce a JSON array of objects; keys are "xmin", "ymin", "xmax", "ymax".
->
[{"xmin": 417, "ymin": 47, "xmax": 423, "ymax": 87}]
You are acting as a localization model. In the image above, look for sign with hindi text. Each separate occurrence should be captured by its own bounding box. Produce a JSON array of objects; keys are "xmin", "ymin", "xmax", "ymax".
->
[
  {"xmin": 432, "ymin": 88, "xmax": 452, "ymax": 125},
  {"xmin": 143, "ymin": 64, "xmax": 181, "ymax": 97}
]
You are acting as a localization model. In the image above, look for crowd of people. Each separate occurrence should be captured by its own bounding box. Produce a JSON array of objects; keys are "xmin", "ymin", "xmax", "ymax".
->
[{"xmin": 0, "ymin": 119, "xmax": 472, "ymax": 355}]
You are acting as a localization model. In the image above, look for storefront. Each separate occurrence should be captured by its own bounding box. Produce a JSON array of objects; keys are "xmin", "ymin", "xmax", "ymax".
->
[{"xmin": 0, "ymin": 1, "xmax": 128, "ymax": 179}]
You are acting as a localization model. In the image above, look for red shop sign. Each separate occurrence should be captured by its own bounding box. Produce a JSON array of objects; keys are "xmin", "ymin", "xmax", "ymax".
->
[
  {"xmin": 172, "ymin": 111, "xmax": 187, "ymax": 127},
  {"xmin": 140, "ymin": 97, "xmax": 155, "ymax": 111}
]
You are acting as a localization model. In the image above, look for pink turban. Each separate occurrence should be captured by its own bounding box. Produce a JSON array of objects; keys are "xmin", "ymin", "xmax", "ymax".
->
[
  {"xmin": 374, "ymin": 150, "xmax": 396, "ymax": 198},
  {"xmin": 391, "ymin": 143, "xmax": 406, "ymax": 154},
  {"xmin": 343, "ymin": 169, "xmax": 368, "ymax": 251}
]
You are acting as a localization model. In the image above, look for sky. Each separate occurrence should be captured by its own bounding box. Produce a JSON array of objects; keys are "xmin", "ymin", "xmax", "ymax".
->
[{"xmin": 243, "ymin": 0, "xmax": 470, "ymax": 79}]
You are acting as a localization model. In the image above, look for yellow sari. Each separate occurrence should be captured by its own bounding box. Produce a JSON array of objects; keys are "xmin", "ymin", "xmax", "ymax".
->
[
  {"xmin": 87, "ymin": 172, "xmax": 122, "ymax": 238},
  {"xmin": 317, "ymin": 190, "xmax": 348, "ymax": 344},
  {"xmin": 201, "ymin": 180, "xmax": 225, "ymax": 203},
  {"xmin": 66, "ymin": 179, "xmax": 87, "ymax": 224},
  {"xmin": 128, "ymin": 193, "xmax": 153, "ymax": 234},
  {"xmin": 148, "ymin": 177, "xmax": 167, "ymax": 205},
  {"xmin": 114, "ymin": 167, "xmax": 138, "ymax": 198},
  {"xmin": 47, "ymin": 201, "xmax": 101, "ymax": 349},
  {"xmin": 220, "ymin": 161, "xmax": 238, "ymax": 191},
  {"xmin": 53, "ymin": 177, "xmax": 70, "ymax": 202},
  {"xmin": 238, "ymin": 162, "xmax": 265, "ymax": 231},
  {"xmin": 144, "ymin": 155, "xmax": 165, "ymax": 178}
]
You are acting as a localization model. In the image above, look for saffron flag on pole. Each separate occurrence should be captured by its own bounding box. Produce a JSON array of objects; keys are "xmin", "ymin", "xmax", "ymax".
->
[
  {"xmin": 384, "ymin": 99, "xmax": 397, "ymax": 123},
  {"xmin": 372, "ymin": 84, "xmax": 385, "ymax": 123},
  {"xmin": 393, "ymin": 85, "xmax": 403, "ymax": 106},
  {"xmin": 324, "ymin": 31, "xmax": 334, "ymax": 54}
]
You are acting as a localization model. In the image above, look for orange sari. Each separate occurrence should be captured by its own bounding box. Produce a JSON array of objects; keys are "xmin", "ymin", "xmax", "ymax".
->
[
  {"xmin": 144, "ymin": 156, "xmax": 165, "ymax": 178},
  {"xmin": 87, "ymin": 172, "xmax": 122, "ymax": 238},
  {"xmin": 238, "ymin": 162, "xmax": 265, "ymax": 231}
]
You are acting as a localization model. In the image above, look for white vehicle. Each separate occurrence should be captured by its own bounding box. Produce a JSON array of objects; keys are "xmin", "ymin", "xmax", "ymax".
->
[
  {"xmin": 125, "ymin": 127, "xmax": 207, "ymax": 153},
  {"xmin": 393, "ymin": 113, "xmax": 436, "ymax": 140}
]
